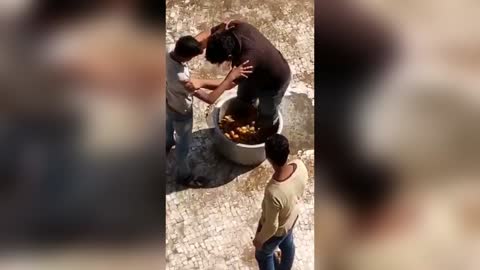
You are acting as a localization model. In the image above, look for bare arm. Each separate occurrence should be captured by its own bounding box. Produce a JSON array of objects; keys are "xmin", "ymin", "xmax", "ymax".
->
[
  {"xmin": 195, "ymin": 20, "xmax": 237, "ymax": 49},
  {"xmin": 191, "ymin": 79, "xmax": 233, "ymax": 105},
  {"xmin": 183, "ymin": 60, "xmax": 252, "ymax": 104},
  {"xmin": 190, "ymin": 78, "xmax": 225, "ymax": 90},
  {"xmin": 195, "ymin": 30, "xmax": 211, "ymax": 50}
]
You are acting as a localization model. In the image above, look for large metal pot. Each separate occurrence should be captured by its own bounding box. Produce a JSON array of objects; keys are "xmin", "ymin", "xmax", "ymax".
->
[{"xmin": 211, "ymin": 95, "xmax": 283, "ymax": 166}]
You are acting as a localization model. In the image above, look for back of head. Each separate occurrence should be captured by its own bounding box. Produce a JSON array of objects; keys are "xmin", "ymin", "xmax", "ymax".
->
[
  {"xmin": 205, "ymin": 31, "xmax": 236, "ymax": 64},
  {"xmin": 174, "ymin": 35, "xmax": 202, "ymax": 59},
  {"xmin": 265, "ymin": 134, "xmax": 290, "ymax": 167}
]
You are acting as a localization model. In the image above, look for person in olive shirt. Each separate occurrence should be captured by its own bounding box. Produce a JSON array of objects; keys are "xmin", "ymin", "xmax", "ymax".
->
[
  {"xmin": 254, "ymin": 134, "xmax": 308, "ymax": 270},
  {"xmin": 198, "ymin": 20, "xmax": 291, "ymax": 132}
]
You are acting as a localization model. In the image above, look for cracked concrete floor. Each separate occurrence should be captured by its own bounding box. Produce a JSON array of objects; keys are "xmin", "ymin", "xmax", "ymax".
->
[{"xmin": 166, "ymin": 0, "xmax": 314, "ymax": 269}]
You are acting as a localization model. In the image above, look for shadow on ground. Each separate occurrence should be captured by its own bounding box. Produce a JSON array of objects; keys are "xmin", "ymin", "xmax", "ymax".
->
[{"xmin": 166, "ymin": 128, "xmax": 256, "ymax": 194}]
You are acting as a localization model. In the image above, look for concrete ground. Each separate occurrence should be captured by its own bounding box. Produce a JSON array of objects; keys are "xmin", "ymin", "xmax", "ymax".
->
[{"xmin": 166, "ymin": 0, "xmax": 314, "ymax": 269}]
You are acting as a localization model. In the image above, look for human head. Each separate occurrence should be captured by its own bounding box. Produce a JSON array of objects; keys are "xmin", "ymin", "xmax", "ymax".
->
[
  {"xmin": 265, "ymin": 134, "xmax": 290, "ymax": 167},
  {"xmin": 205, "ymin": 31, "xmax": 236, "ymax": 64},
  {"xmin": 174, "ymin": 35, "xmax": 202, "ymax": 62}
]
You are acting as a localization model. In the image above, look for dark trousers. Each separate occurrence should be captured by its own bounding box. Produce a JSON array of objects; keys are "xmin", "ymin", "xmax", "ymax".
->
[{"xmin": 235, "ymin": 77, "xmax": 290, "ymax": 128}]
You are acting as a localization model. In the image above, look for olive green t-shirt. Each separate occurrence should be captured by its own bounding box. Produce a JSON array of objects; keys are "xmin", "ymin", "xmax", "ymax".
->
[{"xmin": 255, "ymin": 159, "xmax": 308, "ymax": 244}]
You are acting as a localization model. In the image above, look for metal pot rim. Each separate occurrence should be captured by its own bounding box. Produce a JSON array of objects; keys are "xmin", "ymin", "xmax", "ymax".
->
[{"xmin": 212, "ymin": 95, "xmax": 283, "ymax": 149}]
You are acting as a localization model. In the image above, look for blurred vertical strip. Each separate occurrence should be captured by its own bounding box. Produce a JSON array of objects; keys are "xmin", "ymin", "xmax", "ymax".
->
[
  {"xmin": 135, "ymin": 1, "xmax": 167, "ymax": 267},
  {"xmin": 124, "ymin": 1, "xmax": 167, "ymax": 266},
  {"xmin": 314, "ymin": 1, "xmax": 398, "ymax": 269}
]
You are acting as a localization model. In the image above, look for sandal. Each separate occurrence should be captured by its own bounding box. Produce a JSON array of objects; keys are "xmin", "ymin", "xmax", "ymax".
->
[{"xmin": 274, "ymin": 250, "xmax": 282, "ymax": 265}]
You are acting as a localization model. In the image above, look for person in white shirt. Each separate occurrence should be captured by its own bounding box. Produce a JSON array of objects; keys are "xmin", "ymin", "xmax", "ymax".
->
[{"xmin": 167, "ymin": 35, "xmax": 252, "ymax": 187}]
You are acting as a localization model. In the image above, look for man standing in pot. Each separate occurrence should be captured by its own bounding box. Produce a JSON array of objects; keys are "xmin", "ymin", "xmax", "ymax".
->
[{"xmin": 200, "ymin": 20, "xmax": 291, "ymax": 133}]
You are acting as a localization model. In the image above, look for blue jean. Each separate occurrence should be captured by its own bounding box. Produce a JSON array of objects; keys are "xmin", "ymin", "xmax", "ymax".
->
[
  {"xmin": 255, "ymin": 230, "xmax": 295, "ymax": 270},
  {"xmin": 166, "ymin": 107, "xmax": 193, "ymax": 181}
]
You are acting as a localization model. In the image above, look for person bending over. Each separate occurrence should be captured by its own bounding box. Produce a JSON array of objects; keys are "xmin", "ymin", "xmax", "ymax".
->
[{"xmin": 200, "ymin": 20, "xmax": 291, "ymax": 134}]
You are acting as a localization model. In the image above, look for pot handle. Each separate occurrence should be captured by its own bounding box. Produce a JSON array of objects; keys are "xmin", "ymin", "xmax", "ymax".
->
[
  {"xmin": 205, "ymin": 103, "xmax": 217, "ymax": 128},
  {"xmin": 205, "ymin": 92, "xmax": 238, "ymax": 128}
]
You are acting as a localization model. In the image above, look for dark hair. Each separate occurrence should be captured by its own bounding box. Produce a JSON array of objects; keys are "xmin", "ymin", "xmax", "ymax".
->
[
  {"xmin": 174, "ymin": 36, "xmax": 202, "ymax": 59},
  {"xmin": 205, "ymin": 32, "xmax": 236, "ymax": 64},
  {"xmin": 265, "ymin": 134, "xmax": 290, "ymax": 166}
]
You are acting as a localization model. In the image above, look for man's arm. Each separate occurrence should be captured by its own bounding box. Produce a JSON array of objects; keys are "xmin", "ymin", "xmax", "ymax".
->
[
  {"xmin": 195, "ymin": 20, "xmax": 239, "ymax": 49},
  {"xmin": 183, "ymin": 60, "xmax": 252, "ymax": 104},
  {"xmin": 181, "ymin": 75, "xmax": 235, "ymax": 105},
  {"xmin": 195, "ymin": 30, "xmax": 211, "ymax": 50},
  {"xmin": 212, "ymin": 20, "xmax": 241, "ymax": 34},
  {"xmin": 189, "ymin": 78, "xmax": 234, "ymax": 105},
  {"xmin": 254, "ymin": 195, "xmax": 280, "ymax": 246},
  {"xmin": 190, "ymin": 78, "xmax": 225, "ymax": 90}
]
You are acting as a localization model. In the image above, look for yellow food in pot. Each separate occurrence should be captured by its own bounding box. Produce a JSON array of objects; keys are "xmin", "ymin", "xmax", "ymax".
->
[{"xmin": 219, "ymin": 113, "xmax": 273, "ymax": 144}]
